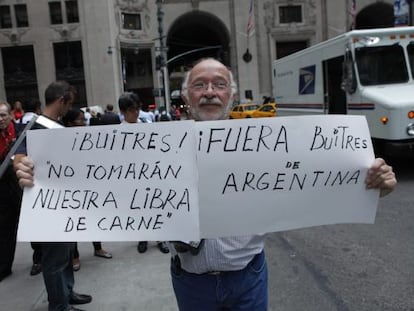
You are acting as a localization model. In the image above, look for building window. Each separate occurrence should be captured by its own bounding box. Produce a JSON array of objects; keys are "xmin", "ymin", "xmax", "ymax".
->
[
  {"xmin": 65, "ymin": 0, "xmax": 79, "ymax": 23},
  {"xmin": 279, "ymin": 5, "xmax": 302, "ymax": 23},
  {"xmin": 0, "ymin": 6, "xmax": 12, "ymax": 28},
  {"xmin": 15, "ymin": 4, "xmax": 29, "ymax": 27},
  {"xmin": 1, "ymin": 45, "xmax": 39, "ymax": 104},
  {"xmin": 276, "ymin": 41, "xmax": 307, "ymax": 59},
  {"xmin": 122, "ymin": 13, "xmax": 142, "ymax": 30},
  {"xmin": 49, "ymin": 1, "xmax": 63, "ymax": 24},
  {"xmin": 53, "ymin": 41, "xmax": 86, "ymax": 107}
]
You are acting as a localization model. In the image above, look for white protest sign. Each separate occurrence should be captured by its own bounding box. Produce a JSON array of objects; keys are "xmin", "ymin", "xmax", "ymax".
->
[
  {"xmin": 17, "ymin": 121, "xmax": 200, "ymax": 242},
  {"xmin": 196, "ymin": 115, "xmax": 379, "ymax": 238},
  {"xmin": 18, "ymin": 115, "xmax": 380, "ymax": 242}
]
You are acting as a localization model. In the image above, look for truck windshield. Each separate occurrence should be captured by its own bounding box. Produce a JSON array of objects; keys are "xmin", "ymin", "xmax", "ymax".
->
[
  {"xmin": 408, "ymin": 42, "xmax": 414, "ymax": 78},
  {"xmin": 355, "ymin": 44, "xmax": 408, "ymax": 86}
]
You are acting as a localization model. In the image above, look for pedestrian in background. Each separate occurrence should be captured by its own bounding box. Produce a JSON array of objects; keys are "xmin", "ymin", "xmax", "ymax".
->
[
  {"xmin": 12, "ymin": 100, "xmax": 24, "ymax": 121},
  {"xmin": 100, "ymin": 104, "xmax": 120, "ymax": 125},
  {"xmin": 0, "ymin": 101, "xmax": 22, "ymax": 282},
  {"xmin": 138, "ymin": 103, "xmax": 155, "ymax": 123},
  {"xmin": 17, "ymin": 97, "xmax": 43, "ymax": 276},
  {"xmin": 170, "ymin": 104, "xmax": 181, "ymax": 120},
  {"xmin": 157, "ymin": 106, "xmax": 171, "ymax": 122},
  {"xmin": 118, "ymin": 92, "xmax": 170, "ymax": 255},
  {"xmin": 14, "ymin": 81, "xmax": 92, "ymax": 311},
  {"xmin": 20, "ymin": 98, "xmax": 42, "ymax": 124},
  {"xmin": 83, "ymin": 107, "xmax": 92, "ymax": 126}
]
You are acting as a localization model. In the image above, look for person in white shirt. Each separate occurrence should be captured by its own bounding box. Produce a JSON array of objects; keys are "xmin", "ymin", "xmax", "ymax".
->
[
  {"xmin": 168, "ymin": 58, "xmax": 397, "ymax": 311},
  {"xmin": 138, "ymin": 103, "xmax": 155, "ymax": 123},
  {"xmin": 83, "ymin": 107, "xmax": 92, "ymax": 126},
  {"xmin": 20, "ymin": 98, "xmax": 41, "ymax": 124},
  {"xmin": 118, "ymin": 92, "xmax": 170, "ymax": 255}
]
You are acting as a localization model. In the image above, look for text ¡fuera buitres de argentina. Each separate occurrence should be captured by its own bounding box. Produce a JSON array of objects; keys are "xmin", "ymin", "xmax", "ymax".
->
[{"xmin": 213, "ymin": 124, "xmax": 368, "ymax": 194}]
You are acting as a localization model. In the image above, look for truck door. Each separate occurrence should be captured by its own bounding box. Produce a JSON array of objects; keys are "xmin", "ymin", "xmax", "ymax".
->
[{"xmin": 323, "ymin": 56, "xmax": 347, "ymax": 114}]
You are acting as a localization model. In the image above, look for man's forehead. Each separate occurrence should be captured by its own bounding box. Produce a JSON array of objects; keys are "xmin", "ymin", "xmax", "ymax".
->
[
  {"xmin": 190, "ymin": 60, "xmax": 230, "ymax": 80},
  {"xmin": 0, "ymin": 104, "xmax": 10, "ymax": 113}
]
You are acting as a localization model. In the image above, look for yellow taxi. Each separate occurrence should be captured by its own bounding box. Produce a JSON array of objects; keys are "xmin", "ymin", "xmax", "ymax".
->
[
  {"xmin": 252, "ymin": 102, "xmax": 277, "ymax": 118},
  {"xmin": 229, "ymin": 103, "xmax": 260, "ymax": 119}
]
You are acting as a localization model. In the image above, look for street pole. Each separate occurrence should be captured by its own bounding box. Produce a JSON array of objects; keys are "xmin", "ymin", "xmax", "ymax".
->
[
  {"xmin": 156, "ymin": 0, "xmax": 169, "ymax": 112},
  {"xmin": 163, "ymin": 66, "xmax": 170, "ymax": 113}
]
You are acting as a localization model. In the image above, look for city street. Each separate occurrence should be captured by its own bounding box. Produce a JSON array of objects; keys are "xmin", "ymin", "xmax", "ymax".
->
[
  {"xmin": 1, "ymin": 157, "xmax": 413, "ymax": 311},
  {"xmin": 0, "ymin": 1, "xmax": 412, "ymax": 309},
  {"xmin": 266, "ymin": 157, "xmax": 414, "ymax": 311}
]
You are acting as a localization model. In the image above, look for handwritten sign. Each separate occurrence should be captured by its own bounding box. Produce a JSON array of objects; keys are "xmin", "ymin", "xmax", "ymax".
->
[
  {"xmin": 17, "ymin": 115, "xmax": 379, "ymax": 241},
  {"xmin": 196, "ymin": 115, "xmax": 378, "ymax": 238},
  {"xmin": 17, "ymin": 121, "xmax": 200, "ymax": 241}
]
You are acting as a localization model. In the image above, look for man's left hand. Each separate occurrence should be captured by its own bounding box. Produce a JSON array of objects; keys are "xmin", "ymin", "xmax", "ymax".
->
[{"xmin": 365, "ymin": 158, "xmax": 396, "ymax": 197}]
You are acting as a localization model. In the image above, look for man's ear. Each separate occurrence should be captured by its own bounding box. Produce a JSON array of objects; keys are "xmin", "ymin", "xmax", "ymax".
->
[
  {"xmin": 229, "ymin": 92, "xmax": 237, "ymax": 105},
  {"xmin": 181, "ymin": 91, "xmax": 189, "ymax": 105}
]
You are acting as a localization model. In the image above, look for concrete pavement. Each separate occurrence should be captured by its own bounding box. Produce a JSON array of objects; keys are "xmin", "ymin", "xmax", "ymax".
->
[
  {"xmin": 2, "ymin": 168, "xmax": 413, "ymax": 311},
  {"xmin": 0, "ymin": 241, "xmax": 178, "ymax": 311}
]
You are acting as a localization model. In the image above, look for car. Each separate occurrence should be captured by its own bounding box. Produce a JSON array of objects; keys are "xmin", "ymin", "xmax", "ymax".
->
[
  {"xmin": 252, "ymin": 102, "xmax": 277, "ymax": 118},
  {"xmin": 229, "ymin": 103, "xmax": 260, "ymax": 119}
]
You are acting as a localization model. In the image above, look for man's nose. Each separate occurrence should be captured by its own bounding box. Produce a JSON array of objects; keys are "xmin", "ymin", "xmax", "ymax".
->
[{"xmin": 203, "ymin": 83, "xmax": 216, "ymax": 96}]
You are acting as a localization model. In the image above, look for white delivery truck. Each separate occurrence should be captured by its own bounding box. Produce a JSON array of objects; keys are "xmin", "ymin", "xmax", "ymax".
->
[{"xmin": 272, "ymin": 26, "xmax": 414, "ymax": 156}]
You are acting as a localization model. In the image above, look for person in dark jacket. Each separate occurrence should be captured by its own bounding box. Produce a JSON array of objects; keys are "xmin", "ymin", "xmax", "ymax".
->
[
  {"xmin": 0, "ymin": 101, "xmax": 22, "ymax": 282},
  {"xmin": 14, "ymin": 82, "xmax": 92, "ymax": 311},
  {"xmin": 100, "ymin": 104, "xmax": 120, "ymax": 125}
]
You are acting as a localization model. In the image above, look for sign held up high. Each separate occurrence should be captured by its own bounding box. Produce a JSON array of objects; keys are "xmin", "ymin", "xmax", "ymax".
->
[{"xmin": 18, "ymin": 116, "xmax": 379, "ymax": 241}]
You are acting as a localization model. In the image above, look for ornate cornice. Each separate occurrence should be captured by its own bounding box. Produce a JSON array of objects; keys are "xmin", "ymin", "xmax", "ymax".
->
[
  {"xmin": 116, "ymin": 0, "xmax": 149, "ymax": 11},
  {"xmin": 0, "ymin": 28, "xmax": 29, "ymax": 45},
  {"xmin": 51, "ymin": 24, "xmax": 79, "ymax": 40}
]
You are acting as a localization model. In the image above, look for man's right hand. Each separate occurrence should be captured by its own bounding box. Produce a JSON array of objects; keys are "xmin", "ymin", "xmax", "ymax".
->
[{"xmin": 14, "ymin": 155, "xmax": 35, "ymax": 188}]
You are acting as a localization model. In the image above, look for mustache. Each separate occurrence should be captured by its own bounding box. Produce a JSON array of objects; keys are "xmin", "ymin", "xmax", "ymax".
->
[{"xmin": 199, "ymin": 97, "xmax": 223, "ymax": 105}]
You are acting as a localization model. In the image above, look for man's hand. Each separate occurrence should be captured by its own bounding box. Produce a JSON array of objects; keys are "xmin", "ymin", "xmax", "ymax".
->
[
  {"xmin": 14, "ymin": 155, "xmax": 35, "ymax": 188},
  {"xmin": 365, "ymin": 158, "xmax": 396, "ymax": 197}
]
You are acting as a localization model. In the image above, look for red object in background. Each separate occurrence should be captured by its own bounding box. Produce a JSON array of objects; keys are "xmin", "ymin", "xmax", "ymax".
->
[
  {"xmin": 13, "ymin": 111, "xmax": 23, "ymax": 121},
  {"xmin": 0, "ymin": 122, "xmax": 16, "ymax": 160}
]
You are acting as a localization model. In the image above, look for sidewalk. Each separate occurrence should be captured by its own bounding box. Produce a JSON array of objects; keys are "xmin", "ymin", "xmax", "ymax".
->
[{"xmin": 0, "ymin": 242, "xmax": 178, "ymax": 311}]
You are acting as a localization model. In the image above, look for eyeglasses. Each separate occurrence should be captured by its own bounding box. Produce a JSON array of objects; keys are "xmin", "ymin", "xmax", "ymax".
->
[{"xmin": 189, "ymin": 81, "xmax": 230, "ymax": 91}]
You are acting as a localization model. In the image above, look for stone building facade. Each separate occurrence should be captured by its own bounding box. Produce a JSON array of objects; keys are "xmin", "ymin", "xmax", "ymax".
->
[{"xmin": 0, "ymin": 0, "xmax": 397, "ymax": 110}]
